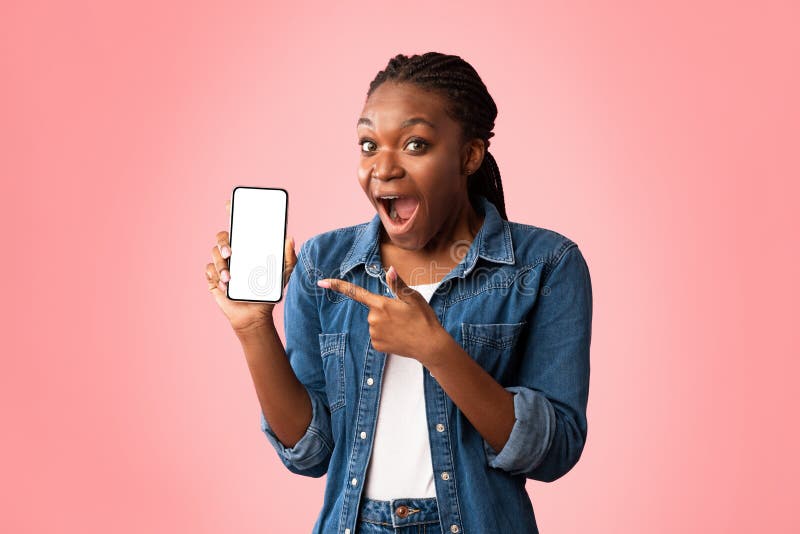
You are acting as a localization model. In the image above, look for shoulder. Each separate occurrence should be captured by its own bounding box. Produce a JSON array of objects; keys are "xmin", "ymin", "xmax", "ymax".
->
[
  {"xmin": 296, "ymin": 220, "xmax": 370, "ymax": 274},
  {"xmin": 505, "ymin": 220, "xmax": 586, "ymax": 280}
]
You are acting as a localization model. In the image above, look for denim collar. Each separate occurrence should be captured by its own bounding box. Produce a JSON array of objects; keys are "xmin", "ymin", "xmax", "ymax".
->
[{"xmin": 339, "ymin": 194, "xmax": 515, "ymax": 278}]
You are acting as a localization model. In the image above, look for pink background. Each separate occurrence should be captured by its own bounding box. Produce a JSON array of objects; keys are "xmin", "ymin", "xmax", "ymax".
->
[{"xmin": 2, "ymin": 1, "xmax": 798, "ymax": 532}]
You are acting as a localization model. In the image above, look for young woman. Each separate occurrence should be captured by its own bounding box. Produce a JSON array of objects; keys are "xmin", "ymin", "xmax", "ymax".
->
[{"xmin": 206, "ymin": 52, "xmax": 593, "ymax": 534}]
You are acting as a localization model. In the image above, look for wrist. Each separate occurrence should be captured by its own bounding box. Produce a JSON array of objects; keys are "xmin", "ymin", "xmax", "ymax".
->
[
  {"xmin": 232, "ymin": 315, "xmax": 276, "ymax": 337},
  {"xmin": 420, "ymin": 326, "xmax": 456, "ymax": 371}
]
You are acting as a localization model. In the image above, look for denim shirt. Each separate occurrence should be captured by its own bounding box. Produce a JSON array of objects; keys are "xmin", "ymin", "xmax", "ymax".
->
[{"xmin": 260, "ymin": 194, "xmax": 593, "ymax": 533}]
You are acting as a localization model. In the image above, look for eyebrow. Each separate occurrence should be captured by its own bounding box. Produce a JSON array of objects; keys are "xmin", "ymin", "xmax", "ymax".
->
[{"xmin": 357, "ymin": 117, "xmax": 437, "ymax": 130}]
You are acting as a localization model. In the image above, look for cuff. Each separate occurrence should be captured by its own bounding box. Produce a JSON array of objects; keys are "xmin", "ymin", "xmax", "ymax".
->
[
  {"xmin": 260, "ymin": 387, "xmax": 334, "ymax": 472},
  {"xmin": 483, "ymin": 386, "xmax": 557, "ymax": 476}
]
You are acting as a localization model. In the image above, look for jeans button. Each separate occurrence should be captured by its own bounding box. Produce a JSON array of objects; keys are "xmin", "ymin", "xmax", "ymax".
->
[{"xmin": 395, "ymin": 505, "xmax": 409, "ymax": 518}]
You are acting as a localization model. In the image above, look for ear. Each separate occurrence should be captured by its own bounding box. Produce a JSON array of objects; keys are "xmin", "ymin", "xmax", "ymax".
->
[{"xmin": 461, "ymin": 137, "xmax": 485, "ymax": 176}]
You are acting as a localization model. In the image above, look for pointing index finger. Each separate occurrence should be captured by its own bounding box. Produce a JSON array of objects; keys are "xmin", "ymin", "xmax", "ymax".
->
[{"xmin": 318, "ymin": 278, "xmax": 384, "ymax": 308}]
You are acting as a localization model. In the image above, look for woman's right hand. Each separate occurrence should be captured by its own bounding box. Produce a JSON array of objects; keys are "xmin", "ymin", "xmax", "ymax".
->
[{"xmin": 205, "ymin": 199, "xmax": 297, "ymax": 333}]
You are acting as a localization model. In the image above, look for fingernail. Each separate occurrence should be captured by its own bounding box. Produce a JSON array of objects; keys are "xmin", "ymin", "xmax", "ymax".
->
[
  {"xmin": 387, "ymin": 265, "xmax": 395, "ymax": 281},
  {"xmin": 221, "ymin": 246, "xmax": 231, "ymax": 258},
  {"xmin": 221, "ymin": 270, "xmax": 230, "ymax": 282},
  {"xmin": 317, "ymin": 279, "xmax": 330, "ymax": 288}
]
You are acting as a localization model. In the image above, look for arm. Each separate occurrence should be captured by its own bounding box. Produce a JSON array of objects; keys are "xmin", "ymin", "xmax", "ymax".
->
[
  {"xmin": 426, "ymin": 243, "xmax": 593, "ymax": 482},
  {"xmin": 423, "ymin": 336, "xmax": 518, "ymax": 459},
  {"xmin": 240, "ymin": 240, "xmax": 333, "ymax": 478}
]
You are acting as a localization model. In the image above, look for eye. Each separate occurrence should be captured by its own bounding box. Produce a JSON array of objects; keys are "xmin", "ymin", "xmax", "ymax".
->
[
  {"xmin": 359, "ymin": 139, "xmax": 377, "ymax": 153},
  {"xmin": 405, "ymin": 138, "xmax": 429, "ymax": 152},
  {"xmin": 357, "ymin": 137, "xmax": 429, "ymax": 154}
]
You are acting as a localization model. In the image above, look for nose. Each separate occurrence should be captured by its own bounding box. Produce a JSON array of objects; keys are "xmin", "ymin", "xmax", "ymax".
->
[{"xmin": 371, "ymin": 151, "xmax": 404, "ymax": 181}]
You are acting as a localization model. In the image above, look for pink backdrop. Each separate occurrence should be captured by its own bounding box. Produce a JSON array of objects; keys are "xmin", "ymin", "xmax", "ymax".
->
[{"xmin": 2, "ymin": 1, "xmax": 798, "ymax": 532}]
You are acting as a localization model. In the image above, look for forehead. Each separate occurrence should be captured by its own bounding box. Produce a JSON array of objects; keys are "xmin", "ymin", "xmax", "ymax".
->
[{"xmin": 358, "ymin": 82, "xmax": 453, "ymax": 129}]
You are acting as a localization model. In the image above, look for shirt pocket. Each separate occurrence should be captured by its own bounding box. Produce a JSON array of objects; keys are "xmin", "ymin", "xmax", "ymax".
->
[
  {"xmin": 460, "ymin": 322, "xmax": 527, "ymax": 378},
  {"xmin": 318, "ymin": 332, "xmax": 347, "ymax": 413}
]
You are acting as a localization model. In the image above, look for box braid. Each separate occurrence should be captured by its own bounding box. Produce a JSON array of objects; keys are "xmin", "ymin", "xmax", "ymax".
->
[{"xmin": 366, "ymin": 52, "xmax": 508, "ymax": 220}]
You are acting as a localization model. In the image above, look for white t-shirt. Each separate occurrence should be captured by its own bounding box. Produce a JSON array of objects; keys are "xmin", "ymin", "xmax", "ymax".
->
[{"xmin": 363, "ymin": 280, "xmax": 442, "ymax": 500}]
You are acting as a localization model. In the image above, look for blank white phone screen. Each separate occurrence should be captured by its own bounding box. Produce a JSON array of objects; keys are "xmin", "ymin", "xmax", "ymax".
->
[{"xmin": 227, "ymin": 187, "xmax": 287, "ymax": 302}]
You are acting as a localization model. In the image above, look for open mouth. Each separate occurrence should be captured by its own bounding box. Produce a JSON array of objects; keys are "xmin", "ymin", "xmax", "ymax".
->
[{"xmin": 377, "ymin": 195, "xmax": 420, "ymax": 231}]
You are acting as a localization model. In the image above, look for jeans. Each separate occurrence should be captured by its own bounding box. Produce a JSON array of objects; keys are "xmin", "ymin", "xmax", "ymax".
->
[{"xmin": 356, "ymin": 495, "xmax": 442, "ymax": 534}]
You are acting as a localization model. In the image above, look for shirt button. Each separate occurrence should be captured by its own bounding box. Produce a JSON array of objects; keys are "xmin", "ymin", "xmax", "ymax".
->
[
  {"xmin": 450, "ymin": 525, "xmax": 460, "ymax": 533},
  {"xmin": 441, "ymin": 471, "xmax": 450, "ymax": 480},
  {"xmin": 436, "ymin": 423, "xmax": 445, "ymax": 432},
  {"xmin": 345, "ymin": 530, "xmax": 351, "ymax": 534},
  {"xmin": 360, "ymin": 431, "xmax": 367, "ymax": 439},
  {"xmin": 367, "ymin": 377, "xmax": 374, "ymax": 386},
  {"xmin": 351, "ymin": 477, "xmax": 358, "ymax": 486}
]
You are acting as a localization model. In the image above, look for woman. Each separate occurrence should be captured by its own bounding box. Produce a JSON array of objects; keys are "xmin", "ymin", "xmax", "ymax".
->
[{"xmin": 206, "ymin": 52, "xmax": 593, "ymax": 534}]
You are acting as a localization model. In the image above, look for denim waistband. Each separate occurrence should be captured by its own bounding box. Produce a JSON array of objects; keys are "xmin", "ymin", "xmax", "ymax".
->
[{"xmin": 358, "ymin": 496, "xmax": 440, "ymax": 528}]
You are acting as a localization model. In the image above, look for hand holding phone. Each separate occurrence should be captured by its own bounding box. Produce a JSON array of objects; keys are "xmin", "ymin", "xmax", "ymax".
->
[
  {"xmin": 206, "ymin": 186, "xmax": 297, "ymax": 329},
  {"xmin": 226, "ymin": 186, "xmax": 289, "ymax": 303}
]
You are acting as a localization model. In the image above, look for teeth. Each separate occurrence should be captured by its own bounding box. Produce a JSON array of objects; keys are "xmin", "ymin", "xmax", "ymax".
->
[{"xmin": 378, "ymin": 195, "xmax": 406, "ymax": 222}]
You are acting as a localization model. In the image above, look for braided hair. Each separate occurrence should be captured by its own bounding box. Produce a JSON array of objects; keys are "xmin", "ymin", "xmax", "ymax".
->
[{"xmin": 366, "ymin": 52, "xmax": 508, "ymax": 220}]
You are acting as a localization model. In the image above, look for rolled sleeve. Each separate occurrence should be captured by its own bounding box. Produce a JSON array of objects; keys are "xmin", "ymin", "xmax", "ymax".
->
[
  {"xmin": 484, "ymin": 243, "xmax": 592, "ymax": 482},
  {"xmin": 483, "ymin": 385, "xmax": 557, "ymax": 475},
  {"xmin": 260, "ymin": 387, "xmax": 333, "ymax": 477},
  {"xmin": 258, "ymin": 239, "xmax": 334, "ymax": 478}
]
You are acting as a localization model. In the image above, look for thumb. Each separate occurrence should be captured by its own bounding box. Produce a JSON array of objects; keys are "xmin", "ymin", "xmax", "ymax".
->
[
  {"xmin": 282, "ymin": 235, "xmax": 298, "ymax": 288},
  {"xmin": 386, "ymin": 265, "xmax": 420, "ymax": 303}
]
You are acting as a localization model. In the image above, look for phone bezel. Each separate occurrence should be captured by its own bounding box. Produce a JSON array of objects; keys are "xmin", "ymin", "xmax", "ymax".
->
[{"xmin": 225, "ymin": 185, "xmax": 289, "ymax": 303}]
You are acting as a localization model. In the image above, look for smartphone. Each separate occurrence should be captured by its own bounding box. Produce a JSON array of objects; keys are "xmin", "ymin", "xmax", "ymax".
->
[{"xmin": 226, "ymin": 186, "xmax": 288, "ymax": 303}]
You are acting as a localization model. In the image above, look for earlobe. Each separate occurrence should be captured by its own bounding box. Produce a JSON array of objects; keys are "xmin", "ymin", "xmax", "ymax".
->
[
  {"xmin": 463, "ymin": 139, "xmax": 485, "ymax": 175},
  {"xmin": 465, "ymin": 139, "xmax": 486, "ymax": 175}
]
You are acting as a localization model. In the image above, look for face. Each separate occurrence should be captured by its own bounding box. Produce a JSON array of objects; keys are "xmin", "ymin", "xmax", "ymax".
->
[{"xmin": 357, "ymin": 81, "xmax": 484, "ymax": 251}]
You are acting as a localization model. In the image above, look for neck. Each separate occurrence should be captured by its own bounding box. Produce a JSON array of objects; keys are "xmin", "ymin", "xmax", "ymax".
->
[{"xmin": 425, "ymin": 196, "xmax": 484, "ymax": 257}]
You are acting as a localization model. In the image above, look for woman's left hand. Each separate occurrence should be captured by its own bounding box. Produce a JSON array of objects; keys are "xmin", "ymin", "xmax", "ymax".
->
[{"xmin": 317, "ymin": 266, "xmax": 447, "ymax": 365}]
